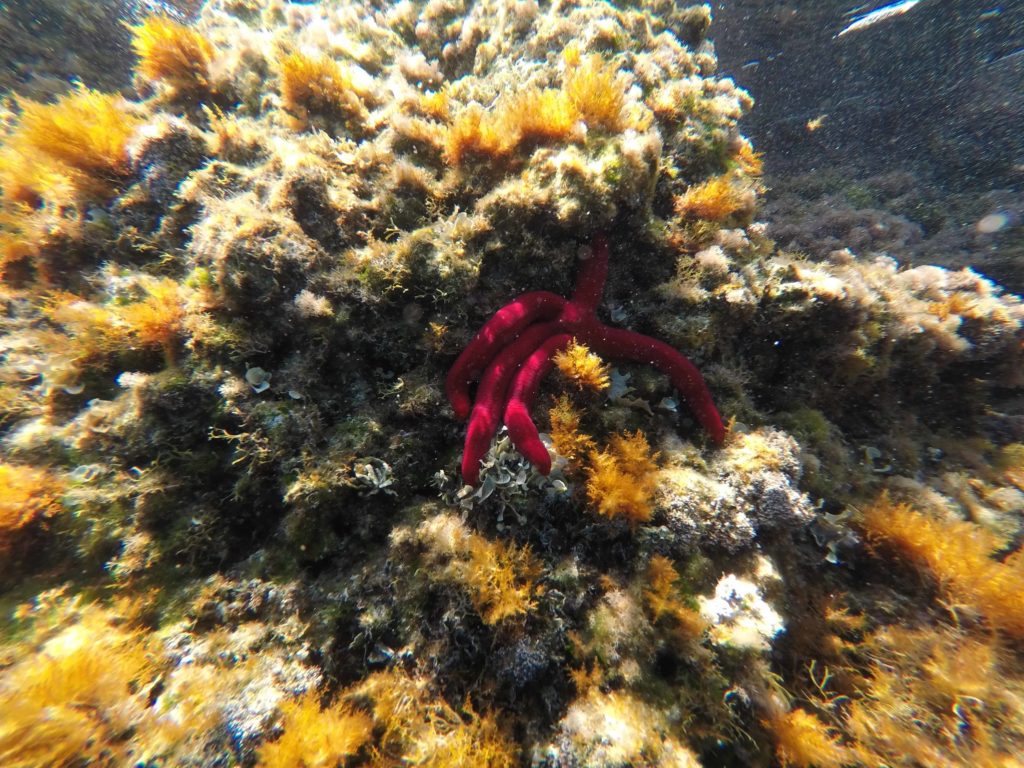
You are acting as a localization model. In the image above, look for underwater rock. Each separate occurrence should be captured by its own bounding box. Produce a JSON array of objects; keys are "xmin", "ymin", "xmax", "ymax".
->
[
  {"xmin": 698, "ymin": 561, "xmax": 784, "ymax": 651},
  {"xmin": 0, "ymin": 0, "xmax": 1022, "ymax": 765},
  {"xmin": 543, "ymin": 689, "xmax": 702, "ymax": 768},
  {"xmin": 654, "ymin": 427, "xmax": 814, "ymax": 553}
]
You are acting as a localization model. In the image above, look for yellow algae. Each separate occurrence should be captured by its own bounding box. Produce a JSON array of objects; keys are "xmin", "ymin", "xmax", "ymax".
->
[
  {"xmin": 351, "ymin": 670, "xmax": 518, "ymax": 768},
  {"xmin": 415, "ymin": 513, "xmax": 542, "ymax": 625},
  {"xmin": 0, "ymin": 606, "xmax": 158, "ymax": 767},
  {"xmin": 765, "ymin": 707, "xmax": 849, "ymax": 768},
  {"xmin": 278, "ymin": 51, "xmax": 370, "ymax": 133},
  {"xmin": 553, "ymin": 338, "xmax": 611, "ymax": 392},
  {"xmin": 130, "ymin": 15, "xmax": 216, "ymax": 96},
  {"xmin": 586, "ymin": 431, "xmax": 660, "ymax": 526},
  {"xmin": 548, "ymin": 394, "xmax": 597, "ymax": 471},
  {"xmin": 258, "ymin": 690, "xmax": 372, "ymax": 768},
  {"xmin": 444, "ymin": 53, "xmax": 636, "ymax": 166},
  {"xmin": 564, "ymin": 53, "xmax": 633, "ymax": 133},
  {"xmin": 0, "ymin": 87, "xmax": 140, "ymax": 206},
  {"xmin": 674, "ymin": 171, "xmax": 756, "ymax": 223},
  {"xmin": 861, "ymin": 493, "xmax": 1024, "ymax": 637}
]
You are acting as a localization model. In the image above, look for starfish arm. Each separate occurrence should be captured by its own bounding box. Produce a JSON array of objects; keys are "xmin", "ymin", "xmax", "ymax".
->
[
  {"xmin": 569, "ymin": 232, "xmax": 609, "ymax": 312},
  {"xmin": 504, "ymin": 332, "xmax": 573, "ymax": 475},
  {"xmin": 586, "ymin": 325, "xmax": 727, "ymax": 445},
  {"xmin": 461, "ymin": 321, "xmax": 564, "ymax": 485},
  {"xmin": 446, "ymin": 291, "xmax": 567, "ymax": 420}
]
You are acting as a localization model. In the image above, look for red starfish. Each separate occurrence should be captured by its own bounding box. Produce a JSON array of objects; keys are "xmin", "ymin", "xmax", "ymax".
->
[{"xmin": 446, "ymin": 233, "xmax": 726, "ymax": 485}]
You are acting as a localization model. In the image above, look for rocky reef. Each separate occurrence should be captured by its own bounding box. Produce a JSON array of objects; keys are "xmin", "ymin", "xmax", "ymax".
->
[{"xmin": 0, "ymin": 1, "xmax": 1023, "ymax": 766}]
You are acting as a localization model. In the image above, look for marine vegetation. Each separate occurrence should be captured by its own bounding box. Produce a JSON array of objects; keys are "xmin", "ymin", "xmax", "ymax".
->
[
  {"xmin": 130, "ymin": 15, "xmax": 216, "ymax": 98},
  {"xmin": 0, "ymin": 0, "xmax": 1022, "ymax": 766}
]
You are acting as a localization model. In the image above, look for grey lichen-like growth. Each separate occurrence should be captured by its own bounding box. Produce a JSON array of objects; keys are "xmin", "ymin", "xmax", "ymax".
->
[
  {"xmin": 541, "ymin": 688, "xmax": 702, "ymax": 768},
  {"xmin": 352, "ymin": 457, "xmax": 398, "ymax": 497},
  {"xmin": 651, "ymin": 427, "xmax": 815, "ymax": 553},
  {"xmin": 443, "ymin": 429, "xmax": 569, "ymax": 519}
]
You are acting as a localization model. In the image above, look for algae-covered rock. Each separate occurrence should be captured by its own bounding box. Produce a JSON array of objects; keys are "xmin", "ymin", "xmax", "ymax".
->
[{"xmin": 0, "ymin": 0, "xmax": 1023, "ymax": 765}]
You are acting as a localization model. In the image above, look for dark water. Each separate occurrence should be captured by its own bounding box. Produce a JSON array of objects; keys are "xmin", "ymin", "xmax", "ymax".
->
[{"xmin": 714, "ymin": 0, "xmax": 1024, "ymax": 290}]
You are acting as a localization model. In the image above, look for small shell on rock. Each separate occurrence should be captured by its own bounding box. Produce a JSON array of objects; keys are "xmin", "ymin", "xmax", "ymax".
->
[{"xmin": 245, "ymin": 367, "xmax": 272, "ymax": 393}]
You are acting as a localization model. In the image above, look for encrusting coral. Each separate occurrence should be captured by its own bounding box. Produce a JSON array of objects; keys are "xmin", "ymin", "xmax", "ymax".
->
[{"xmin": 0, "ymin": 0, "xmax": 1022, "ymax": 765}]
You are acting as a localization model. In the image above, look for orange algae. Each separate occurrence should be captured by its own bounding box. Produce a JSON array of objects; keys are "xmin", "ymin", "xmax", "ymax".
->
[
  {"xmin": 734, "ymin": 140, "xmax": 764, "ymax": 176},
  {"xmin": 0, "ymin": 464, "xmax": 63, "ymax": 567},
  {"xmin": 547, "ymin": 399, "xmax": 662, "ymax": 526},
  {"xmin": 417, "ymin": 513, "xmax": 542, "ymax": 625},
  {"xmin": 0, "ymin": 463, "xmax": 62, "ymax": 534},
  {"xmin": 45, "ymin": 277, "xmax": 188, "ymax": 368},
  {"xmin": 258, "ymin": 690, "xmax": 372, "ymax": 768},
  {"xmin": 0, "ymin": 86, "xmax": 140, "ymax": 206},
  {"xmin": 419, "ymin": 88, "xmax": 451, "ymax": 121},
  {"xmin": 0, "ymin": 223, "xmax": 38, "ymax": 282},
  {"xmin": 0, "ymin": 87, "xmax": 138, "ymax": 281},
  {"xmin": 765, "ymin": 707, "xmax": 849, "ymax": 768},
  {"xmin": 547, "ymin": 394, "xmax": 597, "ymax": 471},
  {"xmin": 643, "ymin": 555, "xmax": 707, "ymax": 644},
  {"xmin": 830, "ymin": 626, "xmax": 1024, "ymax": 766},
  {"xmin": 278, "ymin": 51, "xmax": 370, "ymax": 133},
  {"xmin": 925, "ymin": 292, "xmax": 976, "ymax": 323},
  {"xmin": 644, "ymin": 555, "xmax": 682, "ymax": 622},
  {"xmin": 563, "ymin": 53, "xmax": 632, "ymax": 133},
  {"xmin": 511, "ymin": 88, "xmax": 580, "ymax": 147},
  {"xmin": 0, "ymin": 605, "xmax": 159, "ymax": 768},
  {"xmin": 674, "ymin": 172, "xmax": 755, "ymax": 223},
  {"xmin": 443, "ymin": 52, "xmax": 634, "ymax": 166},
  {"xmin": 115, "ymin": 277, "xmax": 189, "ymax": 364},
  {"xmin": 553, "ymin": 339, "xmax": 611, "ymax": 392},
  {"xmin": 444, "ymin": 103, "xmax": 507, "ymax": 165},
  {"xmin": 585, "ymin": 430, "xmax": 659, "ymax": 526},
  {"xmin": 43, "ymin": 292, "xmax": 127, "ymax": 368},
  {"xmin": 352, "ymin": 670, "xmax": 518, "ymax": 768},
  {"xmin": 130, "ymin": 15, "xmax": 215, "ymax": 95},
  {"xmin": 860, "ymin": 493, "xmax": 1024, "ymax": 637},
  {"xmin": 461, "ymin": 533, "xmax": 542, "ymax": 624}
]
